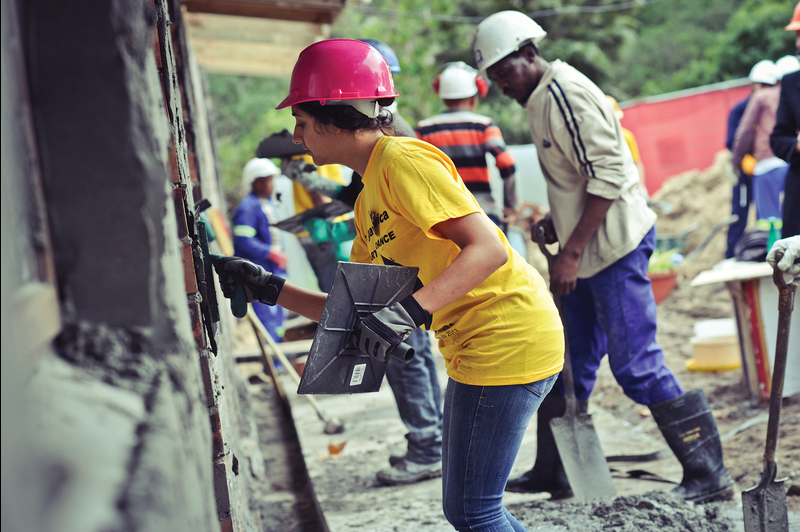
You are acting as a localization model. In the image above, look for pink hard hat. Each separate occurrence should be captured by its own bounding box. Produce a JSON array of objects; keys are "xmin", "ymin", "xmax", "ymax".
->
[{"xmin": 276, "ymin": 39, "xmax": 399, "ymax": 111}]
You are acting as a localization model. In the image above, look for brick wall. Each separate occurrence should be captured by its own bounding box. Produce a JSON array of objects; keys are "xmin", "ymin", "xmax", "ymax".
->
[{"xmin": 1, "ymin": 1, "xmax": 263, "ymax": 530}]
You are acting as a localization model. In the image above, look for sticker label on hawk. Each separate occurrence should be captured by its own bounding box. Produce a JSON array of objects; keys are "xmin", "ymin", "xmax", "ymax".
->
[{"xmin": 350, "ymin": 364, "xmax": 367, "ymax": 386}]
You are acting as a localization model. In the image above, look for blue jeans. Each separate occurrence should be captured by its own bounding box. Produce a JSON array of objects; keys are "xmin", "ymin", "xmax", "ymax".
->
[
  {"xmin": 442, "ymin": 374, "xmax": 557, "ymax": 532},
  {"xmin": 560, "ymin": 227, "xmax": 683, "ymax": 405},
  {"xmin": 385, "ymin": 328, "xmax": 443, "ymax": 464},
  {"xmin": 300, "ymin": 239, "xmax": 339, "ymax": 292}
]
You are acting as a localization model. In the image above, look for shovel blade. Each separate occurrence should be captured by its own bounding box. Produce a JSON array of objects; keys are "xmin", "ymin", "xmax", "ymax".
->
[
  {"xmin": 551, "ymin": 413, "xmax": 616, "ymax": 502},
  {"xmin": 742, "ymin": 479, "xmax": 788, "ymax": 532}
]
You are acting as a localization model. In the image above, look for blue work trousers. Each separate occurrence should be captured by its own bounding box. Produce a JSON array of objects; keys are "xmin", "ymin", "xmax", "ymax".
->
[
  {"xmin": 253, "ymin": 300, "xmax": 285, "ymax": 343},
  {"xmin": 753, "ymin": 165, "xmax": 788, "ymax": 220},
  {"xmin": 385, "ymin": 328, "xmax": 443, "ymax": 464},
  {"xmin": 559, "ymin": 227, "xmax": 684, "ymax": 406},
  {"xmin": 442, "ymin": 374, "xmax": 557, "ymax": 532}
]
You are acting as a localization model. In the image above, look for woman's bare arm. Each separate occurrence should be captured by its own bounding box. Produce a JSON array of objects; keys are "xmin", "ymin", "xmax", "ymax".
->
[
  {"xmin": 275, "ymin": 284, "xmax": 327, "ymax": 323},
  {"xmin": 412, "ymin": 212, "xmax": 508, "ymax": 314}
]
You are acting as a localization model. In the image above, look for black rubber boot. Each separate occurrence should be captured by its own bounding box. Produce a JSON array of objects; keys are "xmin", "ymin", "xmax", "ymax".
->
[
  {"xmin": 505, "ymin": 393, "xmax": 574, "ymax": 500},
  {"xmin": 650, "ymin": 389, "xmax": 734, "ymax": 503}
]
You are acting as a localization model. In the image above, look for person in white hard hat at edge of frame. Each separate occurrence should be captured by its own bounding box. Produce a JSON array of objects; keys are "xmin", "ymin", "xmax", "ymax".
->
[
  {"xmin": 731, "ymin": 59, "xmax": 788, "ymax": 222},
  {"xmin": 233, "ymin": 158, "xmax": 288, "ymax": 342}
]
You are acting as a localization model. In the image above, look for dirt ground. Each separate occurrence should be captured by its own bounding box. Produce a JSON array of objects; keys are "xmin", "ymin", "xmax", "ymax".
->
[{"xmin": 236, "ymin": 149, "xmax": 799, "ymax": 530}]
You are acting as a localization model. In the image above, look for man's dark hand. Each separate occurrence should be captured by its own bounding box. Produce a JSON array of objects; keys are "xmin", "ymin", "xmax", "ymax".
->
[
  {"xmin": 531, "ymin": 213, "xmax": 558, "ymax": 245},
  {"xmin": 355, "ymin": 295, "xmax": 431, "ymax": 362},
  {"xmin": 549, "ymin": 250, "xmax": 580, "ymax": 295},
  {"xmin": 213, "ymin": 256, "xmax": 285, "ymax": 306}
]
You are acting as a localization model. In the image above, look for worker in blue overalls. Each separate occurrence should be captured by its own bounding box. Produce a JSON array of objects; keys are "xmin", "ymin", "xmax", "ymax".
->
[{"xmin": 233, "ymin": 158, "xmax": 288, "ymax": 342}]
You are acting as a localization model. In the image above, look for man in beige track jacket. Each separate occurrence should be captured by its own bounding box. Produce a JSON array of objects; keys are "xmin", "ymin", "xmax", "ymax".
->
[{"xmin": 472, "ymin": 10, "xmax": 733, "ymax": 504}]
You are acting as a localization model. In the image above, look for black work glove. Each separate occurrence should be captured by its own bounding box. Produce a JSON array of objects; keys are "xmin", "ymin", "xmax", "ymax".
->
[
  {"xmin": 213, "ymin": 256, "xmax": 285, "ymax": 306},
  {"xmin": 355, "ymin": 295, "xmax": 432, "ymax": 362},
  {"xmin": 280, "ymin": 158, "xmax": 343, "ymax": 198}
]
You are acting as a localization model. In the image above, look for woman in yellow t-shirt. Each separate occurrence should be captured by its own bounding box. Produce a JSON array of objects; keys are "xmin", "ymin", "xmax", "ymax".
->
[{"xmin": 214, "ymin": 39, "xmax": 563, "ymax": 532}]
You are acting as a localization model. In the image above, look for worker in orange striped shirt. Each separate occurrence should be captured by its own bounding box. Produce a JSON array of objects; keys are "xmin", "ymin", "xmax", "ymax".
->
[{"xmin": 416, "ymin": 62, "xmax": 518, "ymax": 226}]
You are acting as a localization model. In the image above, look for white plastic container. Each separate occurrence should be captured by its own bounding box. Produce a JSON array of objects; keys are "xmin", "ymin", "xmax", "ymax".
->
[
  {"xmin": 687, "ymin": 319, "xmax": 741, "ymax": 372},
  {"xmin": 693, "ymin": 318, "xmax": 736, "ymax": 340}
]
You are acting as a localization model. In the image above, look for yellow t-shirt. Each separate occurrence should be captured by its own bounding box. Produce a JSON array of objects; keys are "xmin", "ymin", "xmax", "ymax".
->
[{"xmin": 351, "ymin": 136, "xmax": 564, "ymax": 386}]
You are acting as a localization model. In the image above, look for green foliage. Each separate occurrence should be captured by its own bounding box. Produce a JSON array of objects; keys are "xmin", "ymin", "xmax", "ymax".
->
[
  {"xmin": 206, "ymin": 75, "xmax": 294, "ymax": 209},
  {"xmin": 715, "ymin": 0, "xmax": 796, "ymax": 81},
  {"xmin": 615, "ymin": 0, "xmax": 794, "ymax": 98},
  {"xmin": 648, "ymin": 248, "xmax": 682, "ymax": 273},
  {"xmin": 206, "ymin": 0, "xmax": 797, "ymax": 203}
]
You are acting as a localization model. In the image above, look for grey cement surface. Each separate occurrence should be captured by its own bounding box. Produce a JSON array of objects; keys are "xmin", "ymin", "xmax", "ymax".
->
[{"xmin": 277, "ymin": 332, "xmax": 799, "ymax": 531}]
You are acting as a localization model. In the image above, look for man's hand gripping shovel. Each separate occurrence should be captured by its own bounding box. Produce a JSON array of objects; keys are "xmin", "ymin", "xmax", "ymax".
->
[{"xmin": 533, "ymin": 221, "xmax": 617, "ymax": 501}]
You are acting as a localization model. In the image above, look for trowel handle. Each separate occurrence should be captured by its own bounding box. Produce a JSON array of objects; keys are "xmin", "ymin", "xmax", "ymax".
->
[
  {"xmin": 210, "ymin": 253, "xmax": 249, "ymax": 319},
  {"xmin": 230, "ymin": 276, "xmax": 248, "ymax": 319},
  {"xmin": 534, "ymin": 225, "xmax": 556, "ymax": 268}
]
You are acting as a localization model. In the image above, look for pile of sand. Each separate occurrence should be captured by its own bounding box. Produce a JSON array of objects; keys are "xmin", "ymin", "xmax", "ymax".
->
[{"xmin": 651, "ymin": 150, "xmax": 739, "ymax": 281}]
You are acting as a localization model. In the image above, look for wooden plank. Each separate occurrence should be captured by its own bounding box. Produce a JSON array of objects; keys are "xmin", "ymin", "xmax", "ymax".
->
[
  {"xmin": 727, "ymin": 281, "xmax": 760, "ymax": 397},
  {"xmin": 690, "ymin": 262, "xmax": 772, "ymax": 287},
  {"xmin": 12, "ymin": 282, "xmax": 61, "ymax": 357},
  {"xmin": 185, "ymin": 12, "xmax": 328, "ymax": 45},
  {"xmin": 183, "ymin": 0, "xmax": 346, "ymax": 24},
  {"xmin": 744, "ymin": 280, "xmax": 770, "ymax": 401},
  {"xmin": 748, "ymin": 279, "xmax": 772, "ymax": 397},
  {"xmin": 189, "ymin": 38, "xmax": 302, "ymax": 77}
]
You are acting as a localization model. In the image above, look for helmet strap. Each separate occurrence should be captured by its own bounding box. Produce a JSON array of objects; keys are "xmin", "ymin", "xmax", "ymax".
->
[{"xmin": 326, "ymin": 99, "xmax": 380, "ymax": 118}]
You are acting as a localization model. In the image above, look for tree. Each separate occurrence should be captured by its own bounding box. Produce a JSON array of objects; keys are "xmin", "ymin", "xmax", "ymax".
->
[
  {"xmin": 614, "ymin": 0, "xmax": 794, "ymax": 98},
  {"xmin": 333, "ymin": 0, "xmax": 635, "ymax": 143},
  {"xmin": 206, "ymin": 75, "xmax": 293, "ymax": 208},
  {"xmin": 206, "ymin": 0, "xmax": 795, "ymax": 204}
]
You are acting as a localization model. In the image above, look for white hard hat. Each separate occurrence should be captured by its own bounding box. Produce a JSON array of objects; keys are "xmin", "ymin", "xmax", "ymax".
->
[
  {"xmin": 775, "ymin": 55, "xmax": 800, "ymax": 79},
  {"xmin": 435, "ymin": 62, "xmax": 488, "ymax": 99},
  {"xmin": 241, "ymin": 157, "xmax": 279, "ymax": 194},
  {"xmin": 748, "ymin": 60, "xmax": 778, "ymax": 85},
  {"xmin": 473, "ymin": 11, "xmax": 547, "ymax": 74}
]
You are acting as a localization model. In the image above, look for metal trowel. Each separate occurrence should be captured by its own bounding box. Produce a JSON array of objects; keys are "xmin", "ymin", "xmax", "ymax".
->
[{"xmin": 298, "ymin": 262, "xmax": 418, "ymax": 395}]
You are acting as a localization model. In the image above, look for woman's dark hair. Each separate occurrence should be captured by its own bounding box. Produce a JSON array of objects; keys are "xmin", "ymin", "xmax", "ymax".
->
[{"xmin": 297, "ymin": 98, "xmax": 398, "ymax": 136}]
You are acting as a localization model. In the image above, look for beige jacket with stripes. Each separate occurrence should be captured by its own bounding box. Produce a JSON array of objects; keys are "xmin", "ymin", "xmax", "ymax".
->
[{"xmin": 526, "ymin": 60, "xmax": 656, "ymax": 278}]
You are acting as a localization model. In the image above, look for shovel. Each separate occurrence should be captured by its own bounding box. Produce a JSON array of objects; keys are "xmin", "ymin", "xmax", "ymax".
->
[
  {"xmin": 742, "ymin": 251, "xmax": 794, "ymax": 532},
  {"xmin": 534, "ymin": 226, "xmax": 617, "ymax": 501},
  {"xmin": 684, "ymin": 214, "xmax": 739, "ymax": 261}
]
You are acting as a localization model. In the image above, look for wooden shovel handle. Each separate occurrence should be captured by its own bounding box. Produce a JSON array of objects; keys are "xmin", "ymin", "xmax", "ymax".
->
[
  {"xmin": 764, "ymin": 251, "xmax": 796, "ymax": 463},
  {"xmin": 534, "ymin": 225, "xmax": 577, "ymax": 403}
]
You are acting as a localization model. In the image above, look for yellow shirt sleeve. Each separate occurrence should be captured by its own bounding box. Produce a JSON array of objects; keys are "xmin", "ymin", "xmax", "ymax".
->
[{"xmin": 622, "ymin": 128, "xmax": 641, "ymax": 163}]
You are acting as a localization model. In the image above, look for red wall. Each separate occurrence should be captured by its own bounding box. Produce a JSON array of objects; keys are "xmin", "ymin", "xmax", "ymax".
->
[{"xmin": 620, "ymin": 80, "xmax": 752, "ymax": 195}]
